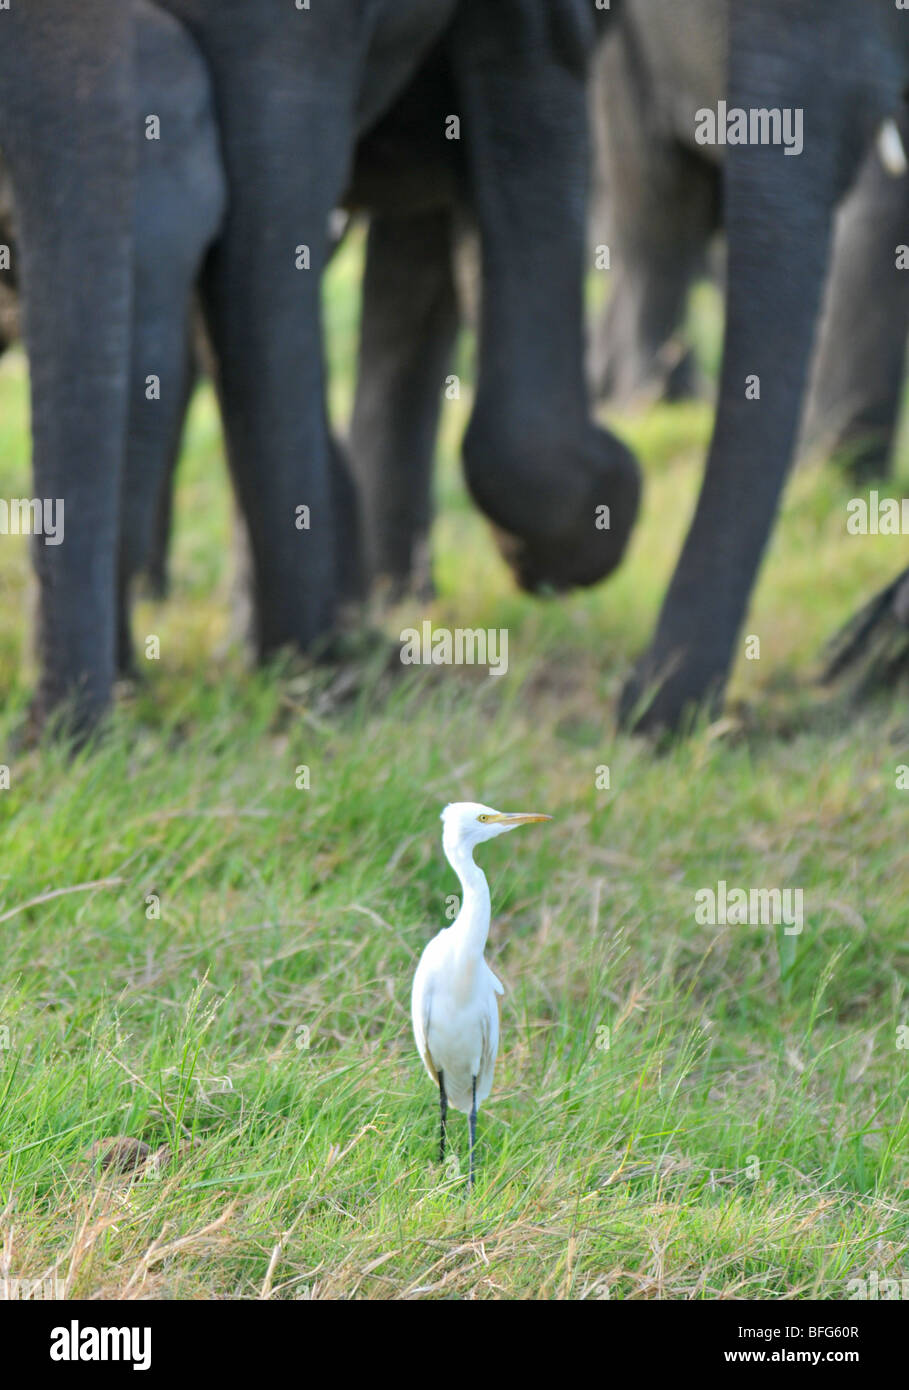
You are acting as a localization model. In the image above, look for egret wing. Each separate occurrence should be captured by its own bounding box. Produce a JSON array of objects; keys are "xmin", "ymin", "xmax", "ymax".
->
[
  {"xmin": 411, "ymin": 943, "xmax": 439, "ymax": 1084},
  {"xmin": 475, "ymin": 983, "xmax": 501, "ymax": 1104}
]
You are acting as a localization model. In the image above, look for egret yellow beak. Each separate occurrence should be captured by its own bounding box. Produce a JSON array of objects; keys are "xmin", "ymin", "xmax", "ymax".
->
[{"xmin": 489, "ymin": 812, "xmax": 552, "ymax": 825}]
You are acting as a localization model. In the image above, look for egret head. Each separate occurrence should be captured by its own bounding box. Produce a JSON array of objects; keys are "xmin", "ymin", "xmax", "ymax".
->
[{"xmin": 441, "ymin": 801, "xmax": 551, "ymax": 854}]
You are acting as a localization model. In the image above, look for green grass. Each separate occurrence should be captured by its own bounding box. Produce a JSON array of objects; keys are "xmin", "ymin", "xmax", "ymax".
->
[{"xmin": 0, "ymin": 238, "xmax": 907, "ymax": 1299}]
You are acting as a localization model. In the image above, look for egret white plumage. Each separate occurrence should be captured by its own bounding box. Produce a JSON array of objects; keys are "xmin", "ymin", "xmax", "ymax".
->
[{"xmin": 411, "ymin": 801, "xmax": 552, "ymax": 1186}]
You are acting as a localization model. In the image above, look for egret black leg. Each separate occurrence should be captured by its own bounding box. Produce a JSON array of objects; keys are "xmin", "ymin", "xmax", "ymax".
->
[
  {"xmin": 438, "ymin": 1071, "xmax": 448, "ymax": 1165},
  {"xmin": 468, "ymin": 1076, "xmax": 477, "ymax": 1189}
]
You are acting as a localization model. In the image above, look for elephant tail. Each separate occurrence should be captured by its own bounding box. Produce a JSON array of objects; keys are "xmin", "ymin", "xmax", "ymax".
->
[{"xmin": 821, "ymin": 565, "xmax": 909, "ymax": 688}]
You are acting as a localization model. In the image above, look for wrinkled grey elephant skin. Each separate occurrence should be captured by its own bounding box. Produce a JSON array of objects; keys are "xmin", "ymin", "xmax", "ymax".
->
[
  {"xmin": 0, "ymin": 3, "xmax": 225, "ymax": 676},
  {"xmin": 116, "ymin": 1, "xmax": 225, "ymax": 677},
  {"xmin": 619, "ymin": 0, "xmax": 909, "ymax": 733},
  {"xmin": 155, "ymin": 0, "xmax": 639, "ymax": 623},
  {"xmin": 590, "ymin": 0, "xmax": 725, "ymax": 408},
  {"xmin": 799, "ymin": 105, "xmax": 909, "ymax": 481},
  {"xmin": 2, "ymin": 0, "xmax": 641, "ymax": 733},
  {"xmin": 352, "ymin": 0, "xmax": 909, "ymax": 641},
  {"xmin": 0, "ymin": 1, "xmax": 137, "ymax": 734},
  {"xmin": 347, "ymin": 0, "xmax": 637, "ymax": 602},
  {"xmin": 593, "ymin": 0, "xmax": 909, "ymax": 485},
  {"xmin": 0, "ymin": 0, "xmax": 224, "ymax": 726}
]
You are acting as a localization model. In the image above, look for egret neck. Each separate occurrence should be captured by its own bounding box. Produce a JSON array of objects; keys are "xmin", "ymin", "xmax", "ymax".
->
[{"xmin": 442, "ymin": 824, "xmax": 492, "ymax": 996}]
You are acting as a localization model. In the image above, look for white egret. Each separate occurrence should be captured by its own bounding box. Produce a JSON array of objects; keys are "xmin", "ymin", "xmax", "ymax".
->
[{"xmin": 411, "ymin": 801, "xmax": 552, "ymax": 1186}]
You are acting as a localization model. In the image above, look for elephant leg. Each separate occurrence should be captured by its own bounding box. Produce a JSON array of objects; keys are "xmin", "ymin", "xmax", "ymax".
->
[
  {"xmin": 450, "ymin": 0, "xmax": 640, "ymax": 594},
  {"xmin": 143, "ymin": 349, "xmax": 198, "ymax": 602},
  {"xmin": 620, "ymin": 4, "xmax": 901, "ymax": 732},
  {"xmin": 117, "ymin": 335, "xmax": 197, "ymax": 676},
  {"xmin": 349, "ymin": 206, "xmax": 459, "ymax": 602},
  {"xmin": 329, "ymin": 410, "xmax": 364, "ymax": 610},
  {"xmin": 801, "ymin": 109, "xmax": 909, "ymax": 482},
  {"xmin": 164, "ymin": 1, "xmax": 363, "ymax": 661},
  {"xmin": 144, "ymin": 463, "xmax": 177, "ymax": 602},
  {"xmin": 0, "ymin": 3, "xmax": 136, "ymax": 733},
  {"xmin": 592, "ymin": 144, "xmax": 718, "ymax": 407},
  {"xmin": 589, "ymin": 24, "xmax": 719, "ymax": 407},
  {"xmin": 118, "ymin": 0, "xmax": 227, "ymax": 671}
]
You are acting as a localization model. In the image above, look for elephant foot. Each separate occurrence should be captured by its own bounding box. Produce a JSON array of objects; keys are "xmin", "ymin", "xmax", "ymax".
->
[
  {"xmin": 372, "ymin": 572, "xmax": 437, "ymax": 609},
  {"xmin": 368, "ymin": 537, "xmax": 436, "ymax": 609},
  {"xmin": 618, "ymin": 643, "xmax": 726, "ymax": 737},
  {"xmin": 30, "ymin": 612, "xmax": 114, "ymax": 745},
  {"xmin": 28, "ymin": 685, "xmax": 111, "ymax": 750},
  {"xmin": 464, "ymin": 420, "xmax": 641, "ymax": 593},
  {"xmin": 250, "ymin": 558, "xmax": 340, "ymax": 666}
]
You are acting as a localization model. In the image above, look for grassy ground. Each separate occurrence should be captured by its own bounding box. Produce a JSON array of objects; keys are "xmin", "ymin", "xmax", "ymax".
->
[{"xmin": 0, "ymin": 236, "xmax": 907, "ymax": 1299}]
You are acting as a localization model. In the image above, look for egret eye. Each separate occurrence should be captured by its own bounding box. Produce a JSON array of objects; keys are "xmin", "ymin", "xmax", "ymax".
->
[{"xmin": 478, "ymin": 814, "xmax": 490, "ymax": 822}]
